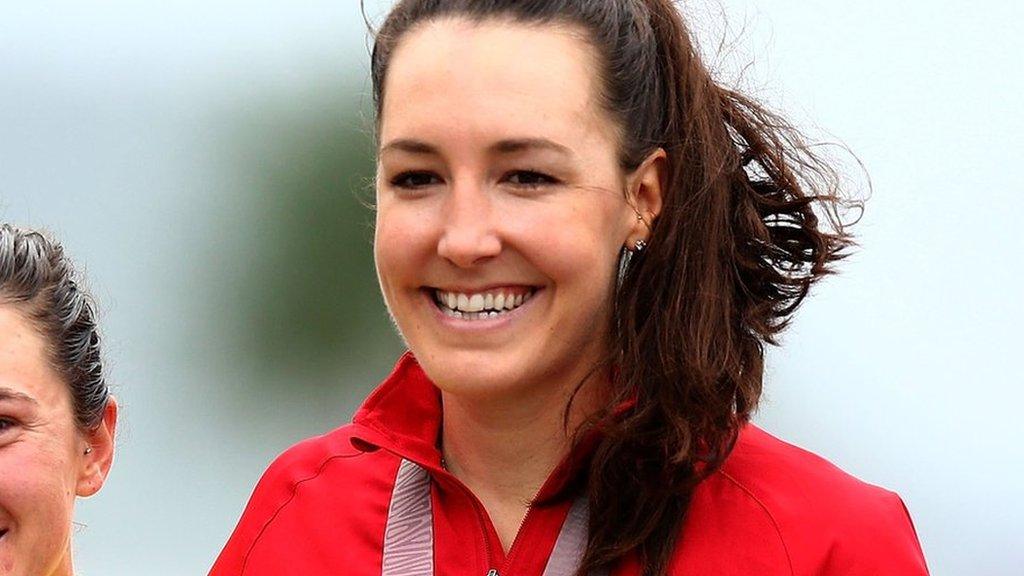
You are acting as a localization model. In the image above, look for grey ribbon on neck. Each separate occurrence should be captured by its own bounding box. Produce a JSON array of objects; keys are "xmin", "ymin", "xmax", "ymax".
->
[
  {"xmin": 382, "ymin": 459, "xmax": 605, "ymax": 576},
  {"xmin": 382, "ymin": 460, "xmax": 435, "ymax": 576}
]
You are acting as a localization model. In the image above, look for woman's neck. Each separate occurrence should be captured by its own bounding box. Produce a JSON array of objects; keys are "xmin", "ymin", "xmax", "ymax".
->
[{"xmin": 439, "ymin": 372, "xmax": 607, "ymax": 551}]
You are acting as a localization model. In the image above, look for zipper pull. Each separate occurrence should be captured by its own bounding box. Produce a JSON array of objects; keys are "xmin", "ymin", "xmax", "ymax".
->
[{"xmin": 486, "ymin": 571, "xmax": 499, "ymax": 576}]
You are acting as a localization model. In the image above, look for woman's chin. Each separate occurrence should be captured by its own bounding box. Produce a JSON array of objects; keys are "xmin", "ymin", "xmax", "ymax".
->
[
  {"xmin": 423, "ymin": 355, "xmax": 536, "ymax": 401},
  {"xmin": 433, "ymin": 373, "xmax": 522, "ymax": 400}
]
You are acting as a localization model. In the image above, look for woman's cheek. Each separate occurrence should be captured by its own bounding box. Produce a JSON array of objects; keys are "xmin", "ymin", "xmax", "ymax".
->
[
  {"xmin": 377, "ymin": 205, "xmax": 436, "ymax": 269},
  {"xmin": 514, "ymin": 203, "xmax": 615, "ymax": 278},
  {"xmin": 0, "ymin": 445, "xmax": 75, "ymax": 572}
]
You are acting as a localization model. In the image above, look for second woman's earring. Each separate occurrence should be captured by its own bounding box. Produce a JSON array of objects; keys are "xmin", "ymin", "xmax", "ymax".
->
[{"xmin": 634, "ymin": 239, "xmax": 647, "ymax": 252}]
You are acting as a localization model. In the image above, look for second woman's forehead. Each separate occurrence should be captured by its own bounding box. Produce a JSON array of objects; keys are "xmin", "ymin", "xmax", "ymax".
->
[
  {"xmin": 379, "ymin": 18, "xmax": 618, "ymax": 157},
  {"xmin": 0, "ymin": 307, "xmax": 71, "ymax": 413}
]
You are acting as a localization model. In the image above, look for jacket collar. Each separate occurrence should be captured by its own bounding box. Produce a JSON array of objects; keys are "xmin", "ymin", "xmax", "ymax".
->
[
  {"xmin": 348, "ymin": 352, "xmax": 598, "ymax": 501},
  {"xmin": 350, "ymin": 352, "xmax": 446, "ymax": 471}
]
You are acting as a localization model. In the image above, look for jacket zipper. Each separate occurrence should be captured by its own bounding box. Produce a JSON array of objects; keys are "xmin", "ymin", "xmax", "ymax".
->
[
  {"xmin": 433, "ymin": 461, "xmax": 561, "ymax": 576},
  {"xmin": 447, "ymin": 475, "xmax": 499, "ymax": 576},
  {"xmin": 471, "ymin": 492, "xmax": 498, "ymax": 575},
  {"xmin": 458, "ymin": 477, "xmax": 536, "ymax": 576},
  {"xmin": 497, "ymin": 501, "xmax": 540, "ymax": 575}
]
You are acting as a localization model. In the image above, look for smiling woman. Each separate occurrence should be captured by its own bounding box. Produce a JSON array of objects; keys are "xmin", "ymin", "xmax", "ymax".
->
[
  {"xmin": 374, "ymin": 20, "xmax": 643, "ymax": 406},
  {"xmin": 212, "ymin": 2, "xmax": 928, "ymax": 575},
  {"xmin": 0, "ymin": 224, "xmax": 117, "ymax": 576}
]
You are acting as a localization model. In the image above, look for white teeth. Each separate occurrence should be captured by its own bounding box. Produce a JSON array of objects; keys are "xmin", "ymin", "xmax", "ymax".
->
[{"xmin": 435, "ymin": 288, "xmax": 536, "ymax": 317}]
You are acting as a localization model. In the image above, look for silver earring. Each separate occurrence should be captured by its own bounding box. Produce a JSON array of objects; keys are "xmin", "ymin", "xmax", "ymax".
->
[
  {"xmin": 84, "ymin": 447, "xmax": 93, "ymax": 455},
  {"xmin": 633, "ymin": 239, "xmax": 647, "ymax": 252},
  {"xmin": 634, "ymin": 211, "xmax": 648, "ymax": 227}
]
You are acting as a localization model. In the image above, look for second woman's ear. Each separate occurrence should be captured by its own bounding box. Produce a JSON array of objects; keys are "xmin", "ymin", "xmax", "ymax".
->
[
  {"xmin": 626, "ymin": 148, "xmax": 667, "ymax": 238},
  {"xmin": 76, "ymin": 396, "xmax": 118, "ymax": 498}
]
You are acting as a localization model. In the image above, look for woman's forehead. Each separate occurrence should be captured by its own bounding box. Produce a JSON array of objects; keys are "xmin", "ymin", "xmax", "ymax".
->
[{"xmin": 379, "ymin": 18, "xmax": 614, "ymax": 149}]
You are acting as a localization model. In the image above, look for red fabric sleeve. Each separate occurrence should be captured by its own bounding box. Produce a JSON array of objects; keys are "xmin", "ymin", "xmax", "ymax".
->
[
  {"xmin": 208, "ymin": 447, "xmax": 311, "ymax": 575},
  {"xmin": 821, "ymin": 491, "xmax": 929, "ymax": 575}
]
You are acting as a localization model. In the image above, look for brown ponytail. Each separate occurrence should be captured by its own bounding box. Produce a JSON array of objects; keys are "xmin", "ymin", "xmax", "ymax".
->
[{"xmin": 370, "ymin": 1, "xmax": 857, "ymax": 574}]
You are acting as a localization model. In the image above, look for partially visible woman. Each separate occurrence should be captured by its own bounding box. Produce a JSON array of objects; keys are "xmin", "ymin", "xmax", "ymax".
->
[{"xmin": 0, "ymin": 224, "xmax": 117, "ymax": 576}]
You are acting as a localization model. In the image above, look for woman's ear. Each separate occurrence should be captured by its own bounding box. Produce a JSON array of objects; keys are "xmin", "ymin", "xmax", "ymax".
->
[
  {"xmin": 626, "ymin": 148, "xmax": 667, "ymax": 244},
  {"xmin": 76, "ymin": 396, "xmax": 118, "ymax": 498}
]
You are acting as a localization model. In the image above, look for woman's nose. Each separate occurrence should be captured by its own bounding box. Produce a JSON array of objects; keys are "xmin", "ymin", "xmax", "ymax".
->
[{"xmin": 436, "ymin": 182, "xmax": 502, "ymax": 268}]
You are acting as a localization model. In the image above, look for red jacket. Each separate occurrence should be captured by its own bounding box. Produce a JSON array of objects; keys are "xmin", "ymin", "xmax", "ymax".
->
[{"xmin": 211, "ymin": 354, "xmax": 929, "ymax": 575}]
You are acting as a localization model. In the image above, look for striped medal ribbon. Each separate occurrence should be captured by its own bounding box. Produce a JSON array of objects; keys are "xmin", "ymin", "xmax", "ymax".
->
[{"xmin": 381, "ymin": 459, "xmax": 604, "ymax": 576}]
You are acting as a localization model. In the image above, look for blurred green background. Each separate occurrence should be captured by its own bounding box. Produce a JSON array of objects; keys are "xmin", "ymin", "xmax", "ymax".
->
[
  {"xmin": 213, "ymin": 79, "xmax": 401, "ymax": 379},
  {"xmin": 1, "ymin": 1, "xmax": 1021, "ymax": 574}
]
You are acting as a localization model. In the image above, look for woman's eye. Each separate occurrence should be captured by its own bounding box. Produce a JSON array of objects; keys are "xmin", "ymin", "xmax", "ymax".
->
[
  {"xmin": 505, "ymin": 170, "xmax": 558, "ymax": 188},
  {"xmin": 0, "ymin": 418, "xmax": 15, "ymax": 434},
  {"xmin": 390, "ymin": 171, "xmax": 442, "ymax": 189}
]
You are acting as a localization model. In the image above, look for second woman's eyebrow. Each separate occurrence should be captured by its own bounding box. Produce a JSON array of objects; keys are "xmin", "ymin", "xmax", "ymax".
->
[{"xmin": 0, "ymin": 387, "xmax": 38, "ymax": 406}]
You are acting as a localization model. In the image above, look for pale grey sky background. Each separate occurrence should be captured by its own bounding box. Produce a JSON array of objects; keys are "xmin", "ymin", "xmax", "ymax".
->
[{"xmin": 1, "ymin": 1, "xmax": 1020, "ymax": 574}]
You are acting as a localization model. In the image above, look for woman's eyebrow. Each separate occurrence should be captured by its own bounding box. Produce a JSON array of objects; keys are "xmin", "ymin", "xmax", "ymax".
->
[
  {"xmin": 0, "ymin": 387, "xmax": 39, "ymax": 406},
  {"xmin": 379, "ymin": 138, "xmax": 574, "ymax": 158},
  {"xmin": 380, "ymin": 139, "xmax": 439, "ymax": 156},
  {"xmin": 489, "ymin": 138, "xmax": 573, "ymax": 157}
]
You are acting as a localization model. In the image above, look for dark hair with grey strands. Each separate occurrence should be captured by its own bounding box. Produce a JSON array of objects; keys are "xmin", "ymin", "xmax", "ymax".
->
[{"xmin": 0, "ymin": 223, "xmax": 108, "ymax": 430}]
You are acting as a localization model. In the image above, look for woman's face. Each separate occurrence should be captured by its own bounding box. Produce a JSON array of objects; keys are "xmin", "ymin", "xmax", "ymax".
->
[
  {"xmin": 375, "ymin": 20, "xmax": 656, "ymax": 400},
  {"xmin": 0, "ymin": 307, "xmax": 113, "ymax": 576}
]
